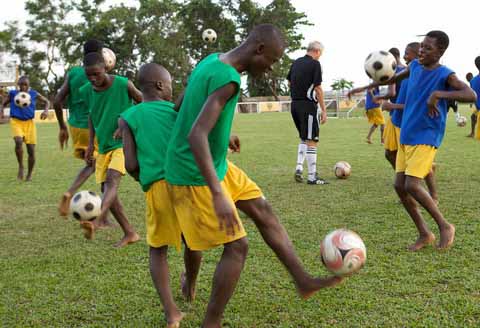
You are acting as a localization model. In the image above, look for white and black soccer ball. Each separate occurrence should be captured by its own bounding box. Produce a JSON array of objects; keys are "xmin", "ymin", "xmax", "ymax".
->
[
  {"xmin": 334, "ymin": 161, "xmax": 352, "ymax": 179},
  {"xmin": 202, "ymin": 29, "xmax": 217, "ymax": 44},
  {"xmin": 102, "ymin": 48, "xmax": 116, "ymax": 72},
  {"xmin": 320, "ymin": 229, "xmax": 366, "ymax": 276},
  {"xmin": 456, "ymin": 115, "xmax": 467, "ymax": 127},
  {"xmin": 364, "ymin": 50, "xmax": 397, "ymax": 83},
  {"xmin": 14, "ymin": 92, "xmax": 31, "ymax": 108},
  {"xmin": 69, "ymin": 190, "xmax": 102, "ymax": 221}
]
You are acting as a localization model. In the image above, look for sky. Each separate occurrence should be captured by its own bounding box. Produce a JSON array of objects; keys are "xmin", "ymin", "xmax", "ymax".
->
[{"xmin": 1, "ymin": 0, "xmax": 479, "ymax": 89}]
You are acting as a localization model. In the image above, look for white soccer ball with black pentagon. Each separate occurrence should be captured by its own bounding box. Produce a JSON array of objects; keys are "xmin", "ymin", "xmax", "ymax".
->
[
  {"xmin": 69, "ymin": 190, "xmax": 102, "ymax": 221},
  {"xmin": 202, "ymin": 29, "xmax": 217, "ymax": 43},
  {"xmin": 456, "ymin": 115, "xmax": 467, "ymax": 127},
  {"xmin": 102, "ymin": 47, "xmax": 116, "ymax": 72},
  {"xmin": 14, "ymin": 91, "xmax": 31, "ymax": 108},
  {"xmin": 320, "ymin": 229, "xmax": 366, "ymax": 276},
  {"xmin": 334, "ymin": 161, "xmax": 351, "ymax": 179},
  {"xmin": 364, "ymin": 50, "xmax": 397, "ymax": 83}
]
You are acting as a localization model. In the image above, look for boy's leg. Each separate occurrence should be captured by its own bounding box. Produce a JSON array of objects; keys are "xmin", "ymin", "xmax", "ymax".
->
[
  {"xmin": 59, "ymin": 163, "xmax": 95, "ymax": 216},
  {"xmin": 202, "ymin": 238, "xmax": 248, "ymax": 328},
  {"xmin": 380, "ymin": 124, "xmax": 385, "ymax": 143},
  {"xmin": 25, "ymin": 144, "xmax": 35, "ymax": 181},
  {"xmin": 394, "ymin": 172, "xmax": 435, "ymax": 251},
  {"xmin": 366, "ymin": 124, "xmax": 377, "ymax": 143},
  {"xmin": 468, "ymin": 112, "xmax": 476, "ymax": 137},
  {"xmin": 424, "ymin": 165, "xmax": 438, "ymax": 204},
  {"xmin": 182, "ymin": 244, "xmax": 203, "ymax": 302},
  {"xmin": 149, "ymin": 246, "xmax": 184, "ymax": 326},
  {"xmin": 404, "ymin": 176, "xmax": 455, "ymax": 249},
  {"xmin": 14, "ymin": 137, "xmax": 24, "ymax": 180},
  {"xmin": 384, "ymin": 150, "xmax": 397, "ymax": 169},
  {"xmin": 236, "ymin": 198, "xmax": 343, "ymax": 299}
]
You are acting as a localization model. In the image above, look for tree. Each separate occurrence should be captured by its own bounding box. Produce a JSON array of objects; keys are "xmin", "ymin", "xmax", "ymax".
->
[{"xmin": 331, "ymin": 78, "xmax": 354, "ymax": 94}]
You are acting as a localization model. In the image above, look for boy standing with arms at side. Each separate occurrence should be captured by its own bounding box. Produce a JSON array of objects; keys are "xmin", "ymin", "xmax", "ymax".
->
[{"xmin": 80, "ymin": 52, "xmax": 142, "ymax": 247}]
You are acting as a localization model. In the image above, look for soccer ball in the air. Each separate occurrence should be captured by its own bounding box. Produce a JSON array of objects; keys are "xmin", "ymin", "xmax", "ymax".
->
[
  {"xmin": 364, "ymin": 50, "xmax": 397, "ymax": 83},
  {"xmin": 320, "ymin": 229, "xmax": 366, "ymax": 276},
  {"xmin": 334, "ymin": 161, "xmax": 351, "ymax": 179},
  {"xmin": 14, "ymin": 92, "xmax": 31, "ymax": 108},
  {"xmin": 456, "ymin": 116, "xmax": 467, "ymax": 127},
  {"xmin": 202, "ymin": 29, "xmax": 217, "ymax": 43},
  {"xmin": 102, "ymin": 48, "xmax": 116, "ymax": 72},
  {"xmin": 69, "ymin": 190, "xmax": 102, "ymax": 221}
]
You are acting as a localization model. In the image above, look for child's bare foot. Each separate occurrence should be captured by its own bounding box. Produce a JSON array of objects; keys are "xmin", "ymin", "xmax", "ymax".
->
[
  {"xmin": 297, "ymin": 276, "xmax": 344, "ymax": 300},
  {"xmin": 437, "ymin": 224, "xmax": 455, "ymax": 250},
  {"xmin": 58, "ymin": 192, "xmax": 73, "ymax": 217},
  {"xmin": 25, "ymin": 174, "xmax": 32, "ymax": 182},
  {"xmin": 17, "ymin": 167, "xmax": 24, "ymax": 180},
  {"xmin": 366, "ymin": 138, "xmax": 372, "ymax": 144},
  {"xmin": 80, "ymin": 221, "xmax": 96, "ymax": 240},
  {"xmin": 166, "ymin": 312, "xmax": 185, "ymax": 328},
  {"xmin": 113, "ymin": 232, "xmax": 140, "ymax": 248},
  {"xmin": 97, "ymin": 217, "xmax": 117, "ymax": 229},
  {"xmin": 407, "ymin": 233, "xmax": 435, "ymax": 251},
  {"xmin": 181, "ymin": 272, "xmax": 196, "ymax": 302},
  {"xmin": 467, "ymin": 133, "xmax": 474, "ymax": 138}
]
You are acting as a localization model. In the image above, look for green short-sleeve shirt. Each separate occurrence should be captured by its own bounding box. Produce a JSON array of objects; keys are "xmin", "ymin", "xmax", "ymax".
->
[{"xmin": 66, "ymin": 66, "xmax": 89, "ymax": 129}]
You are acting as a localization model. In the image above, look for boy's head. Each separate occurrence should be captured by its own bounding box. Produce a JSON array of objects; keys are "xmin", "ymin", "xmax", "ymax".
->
[
  {"xmin": 419, "ymin": 30, "xmax": 449, "ymax": 66},
  {"xmin": 83, "ymin": 52, "xmax": 107, "ymax": 87},
  {"xmin": 389, "ymin": 47, "xmax": 401, "ymax": 60},
  {"xmin": 243, "ymin": 24, "xmax": 286, "ymax": 77},
  {"xmin": 17, "ymin": 76, "xmax": 30, "ymax": 92},
  {"xmin": 466, "ymin": 72, "xmax": 474, "ymax": 82},
  {"xmin": 137, "ymin": 63, "xmax": 172, "ymax": 101},
  {"xmin": 307, "ymin": 41, "xmax": 324, "ymax": 60},
  {"xmin": 475, "ymin": 56, "xmax": 480, "ymax": 71},
  {"xmin": 404, "ymin": 42, "xmax": 420, "ymax": 64},
  {"xmin": 83, "ymin": 39, "xmax": 104, "ymax": 56}
]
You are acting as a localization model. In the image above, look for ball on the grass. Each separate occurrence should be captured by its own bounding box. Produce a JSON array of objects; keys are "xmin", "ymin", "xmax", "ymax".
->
[
  {"xmin": 14, "ymin": 92, "xmax": 31, "ymax": 108},
  {"xmin": 69, "ymin": 190, "xmax": 102, "ymax": 221},
  {"xmin": 364, "ymin": 50, "xmax": 397, "ymax": 83},
  {"xmin": 334, "ymin": 161, "xmax": 351, "ymax": 179},
  {"xmin": 456, "ymin": 116, "xmax": 467, "ymax": 127},
  {"xmin": 320, "ymin": 229, "xmax": 366, "ymax": 276},
  {"xmin": 202, "ymin": 29, "xmax": 217, "ymax": 43},
  {"xmin": 102, "ymin": 48, "xmax": 116, "ymax": 72}
]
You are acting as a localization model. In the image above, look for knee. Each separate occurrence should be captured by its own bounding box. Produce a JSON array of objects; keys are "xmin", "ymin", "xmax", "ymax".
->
[
  {"xmin": 14, "ymin": 140, "xmax": 23, "ymax": 150},
  {"xmin": 249, "ymin": 199, "xmax": 277, "ymax": 226},
  {"xmin": 228, "ymin": 237, "xmax": 249, "ymax": 260},
  {"xmin": 404, "ymin": 179, "xmax": 420, "ymax": 194},
  {"xmin": 394, "ymin": 180, "xmax": 405, "ymax": 194}
]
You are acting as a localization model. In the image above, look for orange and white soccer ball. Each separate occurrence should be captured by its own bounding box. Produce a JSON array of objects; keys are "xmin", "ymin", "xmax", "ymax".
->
[
  {"xmin": 320, "ymin": 229, "xmax": 366, "ymax": 276},
  {"xmin": 334, "ymin": 161, "xmax": 351, "ymax": 179},
  {"xmin": 102, "ymin": 48, "xmax": 116, "ymax": 72}
]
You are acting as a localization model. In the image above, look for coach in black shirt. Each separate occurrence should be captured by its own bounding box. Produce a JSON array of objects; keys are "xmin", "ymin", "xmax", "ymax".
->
[{"xmin": 287, "ymin": 41, "xmax": 328, "ymax": 185}]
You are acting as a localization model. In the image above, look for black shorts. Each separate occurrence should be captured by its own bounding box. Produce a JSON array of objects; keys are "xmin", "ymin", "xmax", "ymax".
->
[{"xmin": 291, "ymin": 100, "xmax": 319, "ymax": 141}]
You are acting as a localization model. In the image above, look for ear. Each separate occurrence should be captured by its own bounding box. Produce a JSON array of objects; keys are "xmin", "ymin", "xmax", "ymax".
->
[
  {"xmin": 256, "ymin": 43, "xmax": 265, "ymax": 55},
  {"xmin": 156, "ymin": 81, "xmax": 163, "ymax": 91}
]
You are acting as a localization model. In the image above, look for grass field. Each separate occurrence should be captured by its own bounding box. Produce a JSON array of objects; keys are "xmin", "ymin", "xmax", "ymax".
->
[{"xmin": 1, "ymin": 107, "xmax": 479, "ymax": 327}]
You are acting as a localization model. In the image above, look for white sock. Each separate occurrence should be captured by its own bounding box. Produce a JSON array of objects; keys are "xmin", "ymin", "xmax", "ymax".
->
[
  {"xmin": 296, "ymin": 142, "xmax": 307, "ymax": 171},
  {"xmin": 455, "ymin": 111, "xmax": 460, "ymax": 119},
  {"xmin": 306, "ymin": 146, "xmax": 317, "ymax": 181}
]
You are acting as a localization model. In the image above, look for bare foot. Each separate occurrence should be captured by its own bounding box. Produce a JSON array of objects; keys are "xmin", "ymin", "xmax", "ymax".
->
[
  {"xmin": 297, "ymin": 276, "xmax": 344, "ymax": 300},
  {"xmin": 166, "ymin": 312, "xmax": 185, "ymax": 328},
  {"xmin": 181, "ymin": 272, "xmax": 196, "ymax": 302},
  {"xmin": 467, "ymin": 133, "xmax": 474, "ymax": 138},
  {"xmin": 17, "ymin": 167, "xmax": 24, "ymax": 180},
  {"xmin": 407, "ymin": 233, "xmax": 436, "ymax": 251},
  {"xmin": 366, "ymin": 139, "xmax": 372, "ymax": 144},
  {"xmin": 58, "ymin": 192, "xmax": 73, "ymax": 217},
  {"xmin": 80, "ymin": 221, "xmax": 96, "ymax": 240},
  {"xmin": 437, "ymin": 224, "xmax": 455, "ymax": 250},
  {"xmin": 25, "ymin": 174, "xmax": 32, "ymax": 182},
  {"xmin": 97, "ymin": 217, "xmax": 117, "ymax": 229},
  {"xmin": 113, "ymin": 232, "xmax": 140, "ymax": 248}
]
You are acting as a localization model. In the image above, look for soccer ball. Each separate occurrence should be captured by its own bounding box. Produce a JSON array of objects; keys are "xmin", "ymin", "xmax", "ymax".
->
[
  {"xmin": 14, "ymin": 92, "xmax": 31, "ymax": 108},
  {"xmin": 334, "ymin": 161, "xmax": 351, "ymax": 179},
  {"xmin": 202, "ymin": 29, "xmax": 217, "ymax": 43},
  {"xmin": 102, "ymin": 48, "xmax": 116, "ymax": 72},
  {"xmin": 320, "ymin": 229, "xmax": 366, "ymax": 276},
  {"xmin": 456, "ymin": 116, "xmax": 467, "ymax": 127},
  {"xmin": 69, "ymin": 190, "xmax": 102, "ymax": 221},
  {"xmin": 364, "ymin": 50, "xmax": 397, "ymax": 83}
]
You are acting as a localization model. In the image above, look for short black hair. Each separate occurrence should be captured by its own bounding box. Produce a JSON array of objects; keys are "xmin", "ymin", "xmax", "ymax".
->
[
  {"xmin": 83, "ymin": 39, "xmax": 104, "ymax": 55},
  {"xmin": 83, "ymin": 52, "xmax": 105, "ymax": 67},
  {"xmin": 389, "ymin": 47, "xmax": 400, "ymax": 58},
  {"xmin": 475, "ymin": 56, "xmax": 480, "ymax": 70},
  {"xmin": 425, "ymin": 30, "xmax": 449, "ymax": 51},
  {"xmin": 246, "ymin": 24, "xmax": 286, "ymax": 49},
  {"xmin": 18, "ymin": 75, "xmax": 29, "ymax": 83}
]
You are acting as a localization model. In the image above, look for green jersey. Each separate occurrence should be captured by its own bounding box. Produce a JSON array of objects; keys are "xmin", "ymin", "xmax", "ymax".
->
[
  {"xmin": 81, "ymin": 75, "xmax": 133, "ymax": 154},
  {"xmin": 121, "ymin": 101, "xmax": 177, "ymax": 192},
  {"xmin": 165, "ymin": 53, "xmax": 241, "ymax": 186},
  {"xmin": 66, "ymin": 66, "xmax": 89, "ymax": 129}
]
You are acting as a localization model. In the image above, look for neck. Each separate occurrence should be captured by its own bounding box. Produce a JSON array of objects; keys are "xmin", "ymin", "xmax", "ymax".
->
[
  {"xmin": 220, "ymin": 44, "xmax": 251, "ymax": 73},
  {"xmin": 93, "ymin": 74, "xmax": 113, "ymax": 91},
  {"xmin": 143, "ymin": 94, "xmax": 168, "ymax": 102},
  {"xmin": 423, "ymin": 61, "xmax": 441, "ymax": 70}
]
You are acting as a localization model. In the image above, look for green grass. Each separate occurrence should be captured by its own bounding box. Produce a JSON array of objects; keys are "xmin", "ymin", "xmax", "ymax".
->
[{"xmin": 1, "ymin": 107, "xmax": 479, "ymax": 327}]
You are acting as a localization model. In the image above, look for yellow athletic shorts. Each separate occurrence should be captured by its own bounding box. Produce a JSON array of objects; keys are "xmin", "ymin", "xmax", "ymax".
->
[
  {"xmin": 145, "ymin": 180, "xmax": 181, "ymax": 251},
  {"xmin": 95, "ymin": 148, "xmax": 126, "ymax": 184},
  {"xmin": 168, "ymin": 161, "xmax": 263, "ymax": 251},
  {"xmin": 69, "ymin": 126, "xmax": 98, "ymax": 160},
  {"xmin": 394, "ymin": 127, "xmax": 401, "ymax": 149},
  {"xmin": 383, "ymin": 116, "xmax": 398, "ymax": 151},
  {"xmin": 476, "ymin": 112, "xmax": 480, "ymax": 140},
  {"xmin": 396, "ymin": 144, "xmax": 437, "ymax": 178},
  {"xmin": 366, "ymin": 108, "xmax": 385, "ymax": 125},
  {"xmin": 10, "ymin": 118, "xmax": 36, "ymax": 144}
]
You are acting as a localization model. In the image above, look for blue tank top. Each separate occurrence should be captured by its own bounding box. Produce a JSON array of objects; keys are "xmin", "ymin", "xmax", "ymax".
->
[
  {"xmin": 9, "ymin": 89, "xmax": 38, "ymax": 120},
  {"xmin": 365, "ymin": 87, "xmax": 380, "ymax": 110}
]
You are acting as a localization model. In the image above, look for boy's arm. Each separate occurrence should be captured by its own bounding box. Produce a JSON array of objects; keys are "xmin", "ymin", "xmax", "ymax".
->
[
  {"xmin": 85, "ymin": 116, "xmax": 95, "ymax": 166},
  {"xmin": 427, "ymin": 74, "xmax": 478, "ymax": 117},
  {"xmin": 1, "ymin": 94, "xmax": 10, "ymax": 118},
  {"xmin": 119, "ymin": 118, "xmax": 139, "ymax": 181},
  {"xmin": 36, "ymin": 92, "xmax": 50, "ymax": 120},
  {"xmin": 127, "ymin": 81, "xmax": 143, "ymax": 104},
  {"xmin": 188, "ymin": 82, "xmax": 239, "ymax": 236},
  {"xmin": 382, "ymin": 102, "xmax": 404, "ymax": 112},
  {"xmin": 348, "ymin": 67, "xmax": 410, "ymax": 98},
  {"xmin": 174, "ymin": 91, "xmax": 185, "ymax": 112},
  {"xmin": 54, "ymin": 75, "xmax": 70, "ymax": 149},
  {"xmin": 374, "ymin": 84, "xmax": 396, "ymax": 103}
]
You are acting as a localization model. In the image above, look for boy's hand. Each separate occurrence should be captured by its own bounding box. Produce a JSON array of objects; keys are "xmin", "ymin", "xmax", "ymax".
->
[
  {"xmin": 320, "ymin": 109, "xmax": 327, "ymax": 124},
  {"xmin": 84, "ymin": 145, "xmax": 94, "ymax": 166},
  {"xmin": 40, "ymin": 110, "xmax": 49, "ymax": 120},
  {"xmin": 212, "ymin": 192, "xmax": 240, "ymax": 236},
  {"xmin": 113, "ymin": 127, "xmax": 122, "ymax": 140},
  {"xmin": 228, "ymin": 135, "xmax": 241, "ymax": 153},
  {"xmin": 381, "ymin": 102, "xmax": 393, "ymax": 112},
  {"xmin": 59, "ymin": 127, "xmax": 69, "ymax": 149},
  {"xmin": 427, "ymin": 92, "xmax": 440, "ymax": 118}
]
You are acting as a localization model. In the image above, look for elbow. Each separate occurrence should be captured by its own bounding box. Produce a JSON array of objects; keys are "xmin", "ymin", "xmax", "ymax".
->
[
  {"xmin": 188, "ymin": 129, "xmax": 202, "ymax": 147},
  {"xmin": 470, "ymin": 90, "xmax": 478, "ymax": 103},
  {"xmin": 125, "ymin": 162, "xmax": 138, "ymax": 175}
]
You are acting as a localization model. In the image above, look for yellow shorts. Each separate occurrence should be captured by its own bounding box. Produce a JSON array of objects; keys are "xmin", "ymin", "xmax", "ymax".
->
[
  {"xmin": 69, "ymin": 126, "xmax": 98, "ymax": 160},
  {"xmin": 475, "ymin": 112, "xmax": 480, "ymax": 140},
  {"xmin": 394, "ymin": 127, "xmax": 401, "ymax": 149},
  {"xmin": 366, "ymin": 108, "xmax": 385, "ymax": 125},
  {"xmin": 396, "ymin": 144, "xmax": 437, "ymax": 178},
  {"xmin": 383, "ymin": 116, "xmax": 398, "ymax": 151},
  {"xmin": 145, "ymin": 180, "xmax": 182, "ymax": 251},
  {"xmin": 95, "ymin": 148, "xmax": 126, "ymax": 184},
  {"xmin": 10, "ymin": 118, "xmax": 36, "ymax": 144},
  {"xmin": 168, "ymin": 161, "xmax": 263, "ymax": 251}
]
